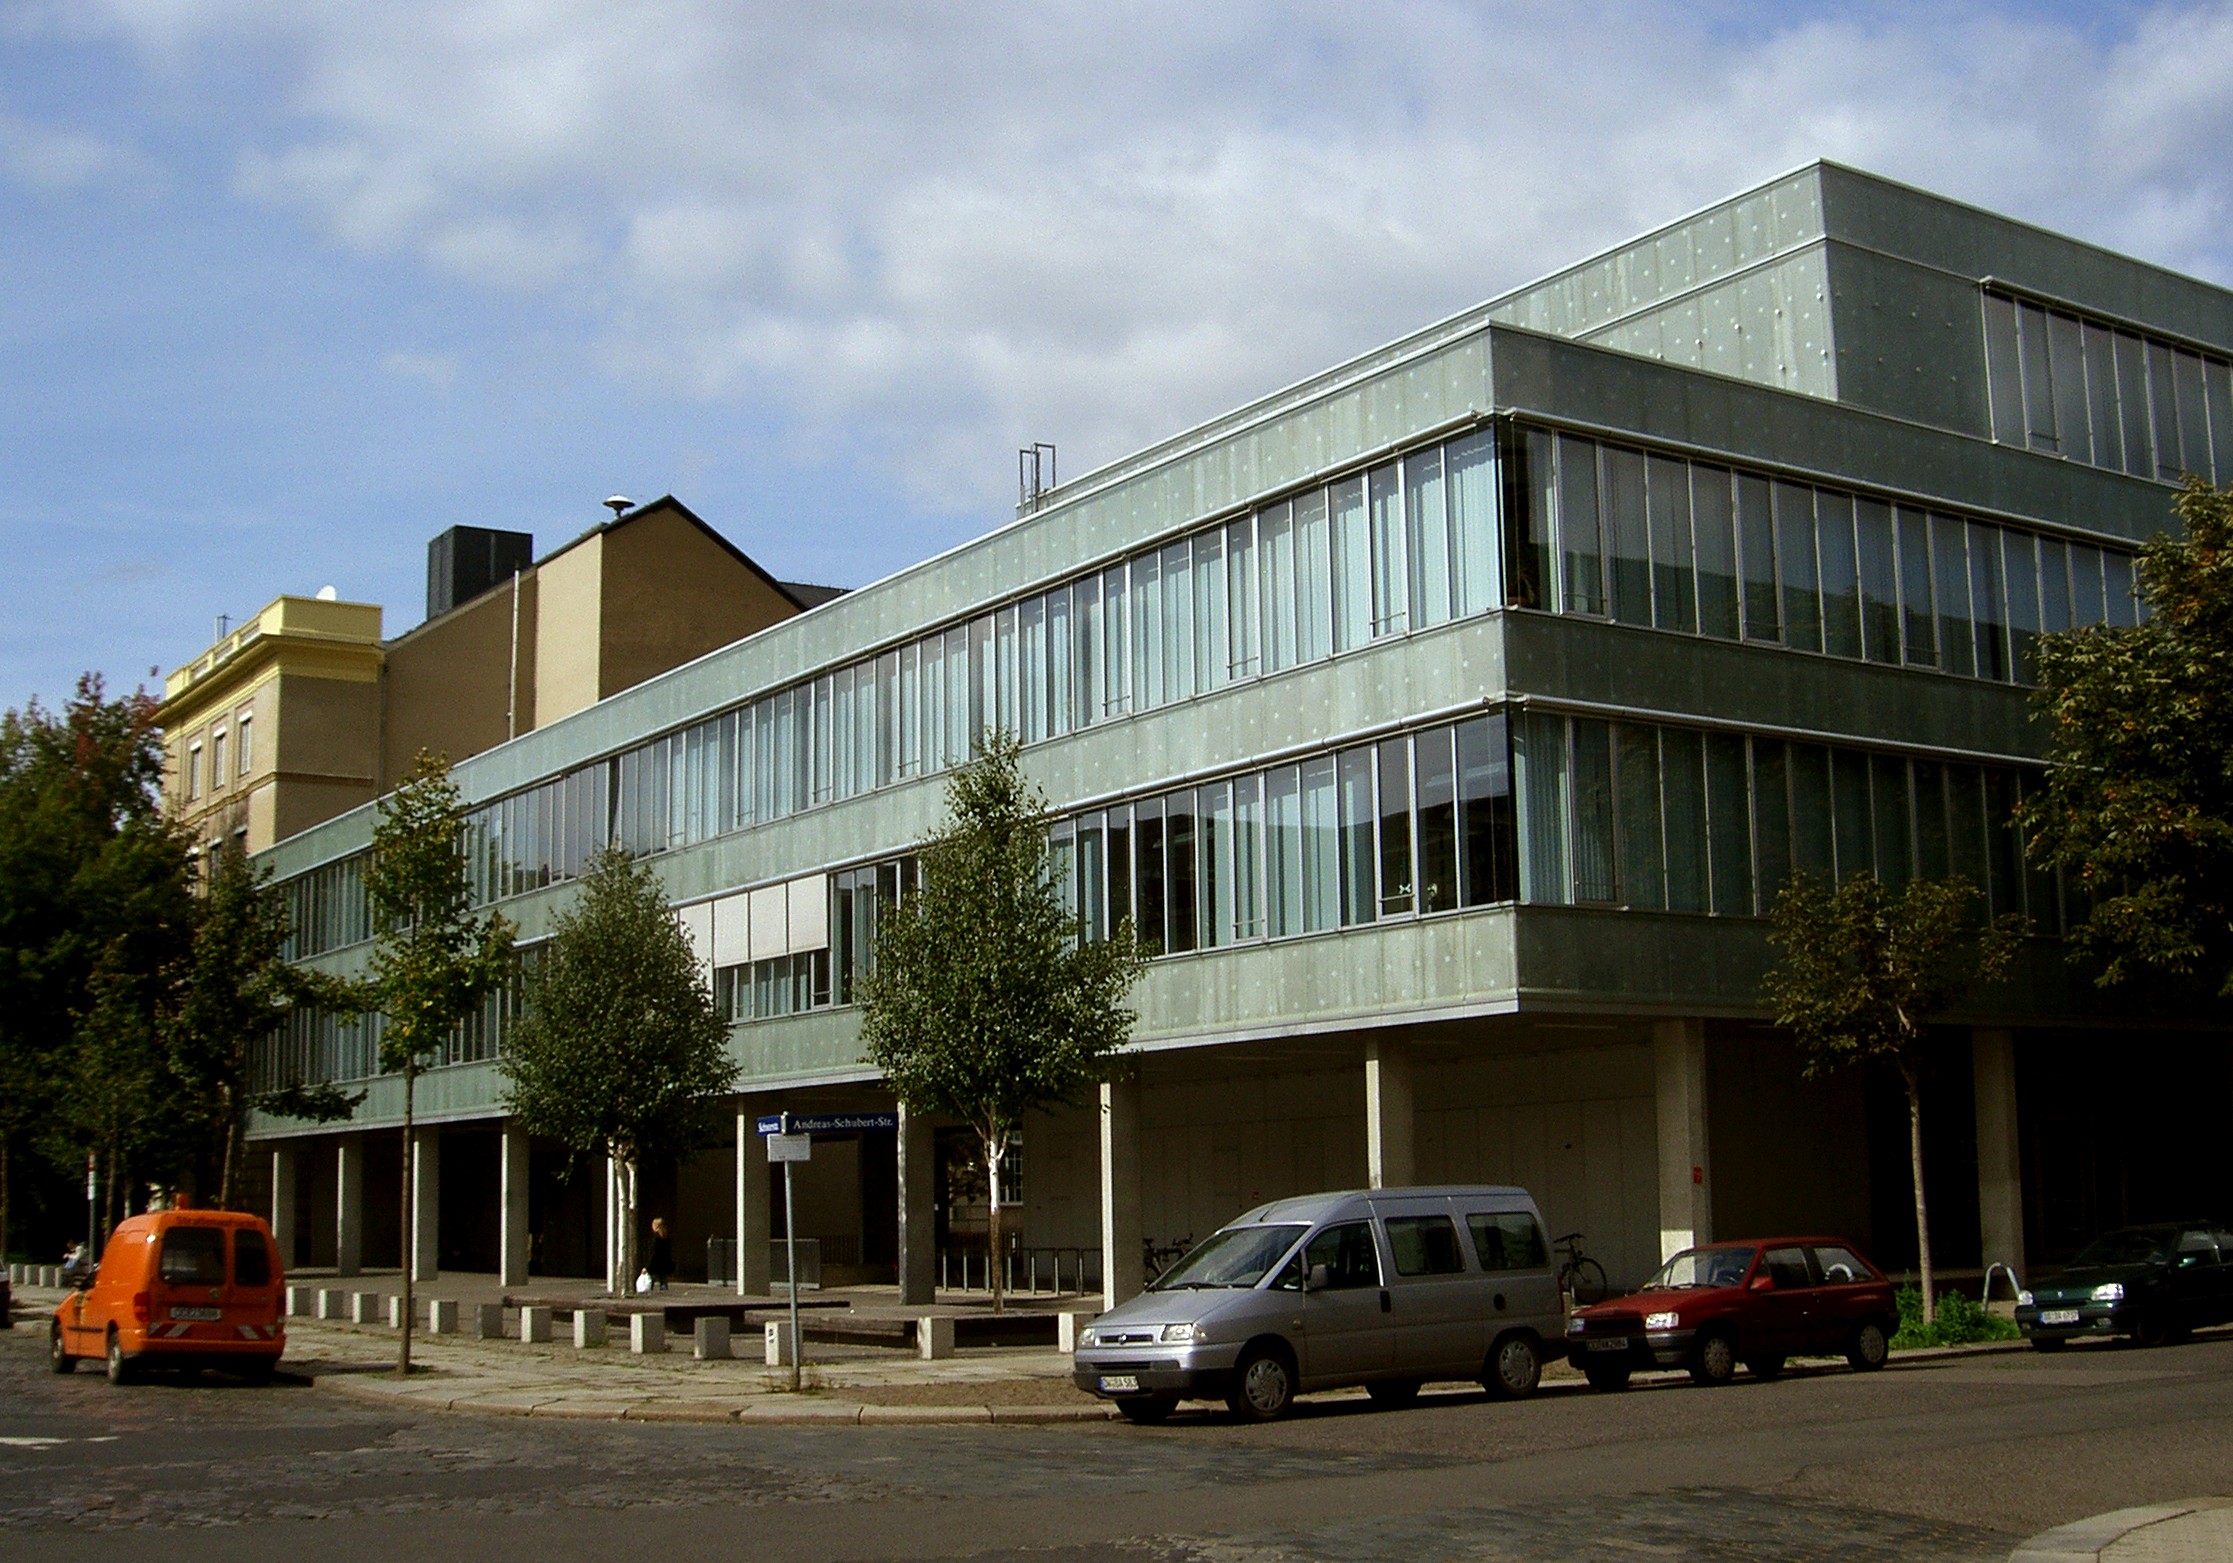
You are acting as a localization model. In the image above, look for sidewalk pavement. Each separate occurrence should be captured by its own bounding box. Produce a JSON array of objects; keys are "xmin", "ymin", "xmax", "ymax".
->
[{"xmin": 2010, "ymin": 1499, "xmax": 2233, "ymax": 1562}]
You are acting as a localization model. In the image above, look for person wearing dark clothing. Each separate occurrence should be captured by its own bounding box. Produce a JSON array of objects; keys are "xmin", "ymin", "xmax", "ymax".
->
[{"xmin": 647, "ymin": 1218, "xmax": 674, "ymax": 1291}]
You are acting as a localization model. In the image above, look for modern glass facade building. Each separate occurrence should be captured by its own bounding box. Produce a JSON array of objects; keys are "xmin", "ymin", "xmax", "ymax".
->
[{"xmin": 249, "ymin": 163, "xmax": 2233, "ymax": 1305}]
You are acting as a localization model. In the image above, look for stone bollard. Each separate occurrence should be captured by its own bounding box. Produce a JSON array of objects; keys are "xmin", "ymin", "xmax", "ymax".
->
[
  {"xmin": 473, "ymin": 1302, "xmax": 505, "ymax": 1340},
  {"xmin": 387, "ymin": 1297, "xmax": 408, "ymax": 1330},
  {"xmin": 629, "ymin": 1313, "xmax": 665, "ymax": 1355},
  {"xmin": 41, "ymin": 1266, "xmax": 59, "ymax": 1289},
  {"xmin": 693, "ymin": 1316, "xmax": 731, "ymax": 1361},
  {"xmin": 764, "ymin": 1319, "xmax": 798, "ymax": 1367},
  {"xmin": 316, "ymin": 1288, "xmax": 347, "ymax": 1321},
  {"xmin": 427, "ymin": 1299, "xmax": 459, "ymax": 1334},
  {"xmin": 916, "ymin": 1315, "xmax": 956, "ymax": 1361},
  {"xmin": 284, "ymin": 1285, "xmax": 314, "ymax": 1318},
  {"xmin": 6, "ymin": 1264, "xmax": 19, "ymax": 1285},
  {"xmin": 351, "ymin": 1292, "xmax": 382, "ymax": 1325},
  {"xmin": 1056, "ymin": 1311, "xmax": 1097, "ymax": 1355},
  {"xmin": 573, "ymin": 1308, "xmax": 607, "ymax": 1348},
  {"xmin": 518, "ymin": 1305, "xmax": 552, "ymax": 1344}
]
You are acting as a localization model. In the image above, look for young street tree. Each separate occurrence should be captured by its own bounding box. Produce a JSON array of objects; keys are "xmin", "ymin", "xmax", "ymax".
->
[
  {"xmin": 172, "ymin": 844, "xmax": 362, "ymax": 1211},
  {"xmin": 859, "ymin": 733, "xmax": 1146, "ymax": 1311},
  {"xmin": 2020, "ymin": 478, "xmax": 2233, "ymax": 1005},
  {"xmin": 362, "ymin": 752, "xmax": 513, "ymax": 1374},
  {"xmin": 499, "ymin": 845, "xmax": 736, "ymax": 1295},
  {"xmin": 1763, "ymin": 872, "xmax": 2021, "ymax": 1324}
]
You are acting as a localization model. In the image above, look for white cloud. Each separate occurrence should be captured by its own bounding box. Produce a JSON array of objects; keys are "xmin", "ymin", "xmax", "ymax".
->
[
  {"xmin": 381, "ymin": 349, "xmax": 458, "ymax": 390},
  {"xmin": 0, "ymin": 107, "xmax": 149, "ymax": 192},
  {"xmin": 34, "ymin": 2, "xmax": 2233, "ymax": 508}
]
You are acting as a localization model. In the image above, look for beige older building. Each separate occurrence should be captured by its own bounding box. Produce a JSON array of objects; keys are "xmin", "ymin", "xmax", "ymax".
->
[{"xmin": 160, "ymin": 497, "xmax": 828, "ymax": 860}]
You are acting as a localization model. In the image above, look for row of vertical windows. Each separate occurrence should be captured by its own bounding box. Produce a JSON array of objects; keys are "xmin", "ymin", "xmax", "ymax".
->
[
  {"xmin": 1511, "ymin": 429, "xmax": 2142, "ymax": 681},
  {"xmin": 1514, "ymin": 711, "xmax": 2056, "ymax": 928},
  {"xmin": 282, "ymin": 420, "xmax": 2131, "ymax": 944},
  {"xmin": 253, "ymin": 949, "xmax": 536, "ymax": 1087},
  {"xmin": 1984, "ymin": 291, "xmax": 2233, "ymax": 484},
  {"xmin": 714, "ymin": 950, "xmax": 832, "ymax": 1022},
  {"xmin": 281, "ymin": 854, "xmax": 373, "ymax": 960},
  {"xmin": 1048, "ymin": 714, "xmax": 1519, "ymax": 956}
]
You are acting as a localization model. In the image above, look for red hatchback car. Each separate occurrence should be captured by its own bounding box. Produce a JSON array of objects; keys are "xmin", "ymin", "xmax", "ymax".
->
[{"xmin": 1565, "ymin": 1237, "xmax": 1897, "ymax": 1390}]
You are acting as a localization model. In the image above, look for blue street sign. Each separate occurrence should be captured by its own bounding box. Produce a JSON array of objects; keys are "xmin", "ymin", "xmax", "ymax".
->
[{"xmin": 755, "ymin": 1111, "xmax": 898, "ymax": 1136}]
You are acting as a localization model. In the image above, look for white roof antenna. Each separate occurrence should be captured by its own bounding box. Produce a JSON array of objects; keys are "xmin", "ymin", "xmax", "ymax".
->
[
  {"xmin": 603, "ymin": 495, "xmax": 633, "ymax": 520},
  {"xmin": 315, "ymin": 585, "xmax": 339, "ymax": 601}
]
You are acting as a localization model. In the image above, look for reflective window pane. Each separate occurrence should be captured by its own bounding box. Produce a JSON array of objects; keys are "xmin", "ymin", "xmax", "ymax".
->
[
  {"xmin": 1738, "ymin": 473, "xmax": 1779, "ymax": 642},
  {"xmin": 1405, "ymin": 445, "xmax": 1451, "ymax": 630},
  {"xmin": 1817, "ymin": 491, "xmax": 1861, "ymax": 659},
  {"xmin": 1377, "ymin": 737, "xmax": 1414, "ymax": 916},
  {"xmin": 1604, "ymin": 444, "xmax": 1651, "ymax": 626},
  {"xmin": 1417, "ymin": 726, "xmax": 1458, "ymax": 914},
  {"xmin": 1705, "ymin": 733, "xmax": 1754, "ymax": 916},
  {"xmin": 1692, "ymin": 466, "xmax": 1740, "ymax": 640},
  {"xmin": 1447, "ymin": 430, "xmax": 1502, "ymax": 617},
  {"xmin": 1559, "ymin": 435, "xmax": 1606, "ymax": 615},
  {"xmin": 1662, "ymin": 728, "xmax": 1709, "ymax": 913}
]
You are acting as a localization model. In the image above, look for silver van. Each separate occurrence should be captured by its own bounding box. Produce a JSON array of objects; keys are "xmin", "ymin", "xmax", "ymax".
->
[{"xmin": 1072, "ymin": 1185, "xmax": 1562, "ymax": 1422}]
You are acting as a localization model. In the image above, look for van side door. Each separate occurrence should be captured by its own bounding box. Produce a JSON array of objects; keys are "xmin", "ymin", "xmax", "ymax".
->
[
  {"xmin": 1287, "ymin": 1220, "xmax": 1393, "ymax": 1387},
  {"xmin": 1378, "ymin": 1206, "xmax": 1482, "ymax": 1378}
]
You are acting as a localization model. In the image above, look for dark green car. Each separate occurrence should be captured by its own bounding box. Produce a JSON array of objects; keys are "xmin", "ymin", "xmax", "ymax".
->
[{"xmin": 2016, "ymin": 1223, "xmax": 2233, "ymax": 1349}]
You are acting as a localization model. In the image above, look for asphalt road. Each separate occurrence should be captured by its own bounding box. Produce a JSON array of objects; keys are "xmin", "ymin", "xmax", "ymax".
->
[{"xmin": 4, "ymin": 1323, "xmax": 2231, "ymax": 1563}]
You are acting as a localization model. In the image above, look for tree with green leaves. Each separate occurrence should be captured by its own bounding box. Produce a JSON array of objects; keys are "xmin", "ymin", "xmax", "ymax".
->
[
  {"xmin": 2020, "ymin": 478, "xmax": 2233, "ymax": 1005},
  {"xmin": 0, "ymin": 676, "xmax": 189, "ymax": 1260},
  {"xmin": 859, "ymin": 734, "xmax": 1146, "ymax": 1311},
  {"xmin": 362, "ymin": 751, "xmax": 513, "ymax": 1374},
  {"xmin": 171, "ymin": 844, "xmax": 362, "ymax": 1212},
  {"xmin": 499, "ymin": 845, "xmax": 736, "ymax": 1296},
  {"xmin": 1763, "ymin": 873, "xmax": 2022, "ymax": 1325}
]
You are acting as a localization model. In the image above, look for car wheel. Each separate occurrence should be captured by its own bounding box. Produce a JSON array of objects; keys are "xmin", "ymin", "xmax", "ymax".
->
[
  {"xmin": 2029, "ymin": 1336, "xmax": 2066, "ymax": 1353},
  {"xmin": 1116, "ymin": 1394, "xmax": 1178, "ymax": 1425},
  {"xmin": 1846, "ymin": 1322, "xmax": 1889, "ymax": 1372},
  {"xmin": 1582, "ymin": 1361, "xmax": 1631, "ymax": 1393},
  {"xmin": 1689, "ymin": 1331, "xmax": 1737, "ymax": 1387},
  {"xmin": 104, "ymin": 1329, "xmax": 133, "ymax": 1387},
  {"xmin": 1226, "ymin": 1344, "xmax": 1297, "ymax": 1422},
  {"xmin": 1365, "ymin": 1378, "xmax": 1421, "ymax": 1408},
  {"xmin": 49, "ymin": 1323, "xmax": 75, "ymax": 1374},
  {"xmin": 236, "ymin": 1357, "xmax": 278, "ymax": 1386},
  {"xmin": 2130, "ymin": 1315, "xmax": 2171, "ymax": 1349},
  {"xmin": 1745, "ymin": 1355, "xmax": 1785, "ymax": 1380},
  {"xmin": 1484, "ymin": 1333, "xmax": 1543, "ymax": 1401}
]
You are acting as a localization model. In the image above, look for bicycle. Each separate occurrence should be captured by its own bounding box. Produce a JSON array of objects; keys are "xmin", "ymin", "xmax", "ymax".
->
[
  {"xmin": 1554, "ymin": 1231, "xmax": 1608, "ymax": 1306},
  {"xmin": 1141, "ymin": 1234, "xmax": 1194, "ymax": 1286}
]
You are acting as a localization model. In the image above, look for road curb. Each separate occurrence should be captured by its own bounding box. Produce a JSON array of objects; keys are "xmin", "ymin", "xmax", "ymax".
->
[
  {"xmin": 315, "ymin": 1371, "xmax": 1117, "ymax": 1425},
  {"xmin": 2007, "ymin": 1498, "xmax": 2233, "ymax": 1561}
]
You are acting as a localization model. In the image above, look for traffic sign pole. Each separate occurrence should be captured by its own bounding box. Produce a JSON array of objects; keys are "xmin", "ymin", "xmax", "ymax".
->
[{"xmin": 782, "ymin": 1114, "xmax": 800, "ymax": 1392}]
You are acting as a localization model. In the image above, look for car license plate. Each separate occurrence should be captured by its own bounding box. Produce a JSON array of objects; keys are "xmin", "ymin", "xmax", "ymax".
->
[
  {"xmin": 1586, "ymin": 1337, "xmax": 1629, "ymax": 1353},
  {"xmin": 168, "ymin": 1306, "xmax": 222, "ymax": 1322},
  {"xmin": 1099, "ymin": 1374, "xmax": 1140, "ymax": 1393},
  {"xmin": 2040, "ymin": 1309, "xmax": 2080, "ymax": 1326}
]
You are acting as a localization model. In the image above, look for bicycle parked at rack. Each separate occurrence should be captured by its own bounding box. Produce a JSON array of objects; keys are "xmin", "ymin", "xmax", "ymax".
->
[
  {"xmin": 1554, "ymin": 1231, "xmax": 1608, "ymax": 1305},
  {"xmin": 1142, "ymin": 1234, "xmax": 1194, "ymax": 1285}
]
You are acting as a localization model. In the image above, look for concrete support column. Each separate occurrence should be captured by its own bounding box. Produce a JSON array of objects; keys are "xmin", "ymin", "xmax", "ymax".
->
[
  {"xmin": 1653, "ymin": 1019, "xmax": 1712, "ymax": 1261},
  {"xmin": 499, "ymin": 1121, "xmax": 531, "ymax": 1288},
  {"xmin": 1972, "ymin": 1028, "xmax": 2027, "ymax": 1285},
  {"xmin": 1100, "ymin": 1076, "xmax": 1142, "ymax": 1314},
  {"xmin": 897, "ymin": 1103, "xmax": 936, "ymax": 1306},
  {"xmin": 1365, "ymin": 1038, "xmax": 1416, "ymax": 1190},
  {"xmin": 410, "ymin": 1127, "xmax": 440, "ymax": 1283},
  {"xmin": 736, "ymin": 1107, "xmax": 771, "ymax": 1296},
  {"xmin": 269, "ymin": 1144, "xmax": 297, "ymax": 1266},
  {"xmin": 335, "ymin": 1136, "xmax": 363, "ymax": 1278},
  {"xmin": 604, "ymin": 1152, "xmax": 619, "ymax": 1294}
]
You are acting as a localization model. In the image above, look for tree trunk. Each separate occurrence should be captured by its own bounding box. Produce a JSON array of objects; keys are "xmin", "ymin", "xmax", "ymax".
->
[
  {"xmin": 1903, "ymin": 1062, "xmax": 1934, "ymax": 1328},
  {"xmin": 219, "ymin": 1086, "xmax": 240, "ymax": 1211},
  {"xmin": 985, "ymin": 1129, "xmax": 1006, "ymax": 1314},
  {"xmin": 615, "ymin": 1153, "xmax": 639, "ymax": 1297},
  {"xmin": 0, "ymin": 1136, "xmax": 10, "ymax": 1266},
  {"xmin": 398, "ymin": 1070, "xmax": 415, "ymax": 1376}
]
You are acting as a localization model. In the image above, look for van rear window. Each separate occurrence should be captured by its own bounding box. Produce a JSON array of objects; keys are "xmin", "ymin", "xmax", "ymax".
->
[
  {"xmin": 1468, "ymin": 1212, "xmax": 1548, "ymax": 1271},
  {"xmin": 234, "ymin": 1229, "xmax": 272, "ymax": 1287},
  {"xmin": 157, "ymin": 1227, "xmax": 227, "ymax": 1286}
]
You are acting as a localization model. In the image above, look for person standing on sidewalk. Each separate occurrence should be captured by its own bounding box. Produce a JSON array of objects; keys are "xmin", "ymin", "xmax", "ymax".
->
[{"xmin": 647, "ymin": 1218, "xmax": 674, "ymax": 1292}]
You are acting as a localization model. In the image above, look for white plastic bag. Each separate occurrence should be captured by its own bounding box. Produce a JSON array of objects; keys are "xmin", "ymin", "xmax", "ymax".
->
[{"xmin": 634, "ymin": 1269, "xmax": 652, "ymax": 1295}]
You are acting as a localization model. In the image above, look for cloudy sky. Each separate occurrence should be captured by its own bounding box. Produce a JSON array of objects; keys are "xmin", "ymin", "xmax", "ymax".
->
[{"xmin": 4, "ymin": 0, "xmax": 2231, "ymax": 712}]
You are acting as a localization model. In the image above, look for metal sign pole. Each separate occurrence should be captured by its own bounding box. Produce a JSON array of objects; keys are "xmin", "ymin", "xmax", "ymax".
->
[
  {"xmin": 782, "ymin": 1112, "xmax": 801, "ymax": 1394},
  {"xmin": 86, "ymin": 1152, "xmax": 97, "ymax": 1258}
]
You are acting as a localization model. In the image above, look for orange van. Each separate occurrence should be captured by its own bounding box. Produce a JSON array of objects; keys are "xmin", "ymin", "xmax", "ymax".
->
[{"xmin": 49, "ymin": 1205, "xmax": 286, "ymax": 1384}]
